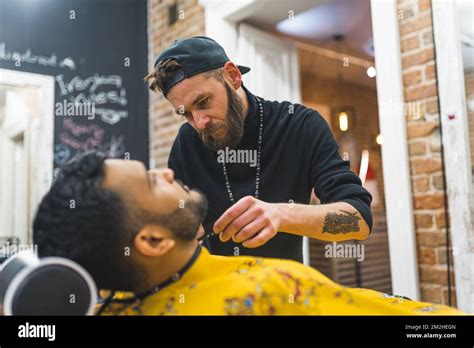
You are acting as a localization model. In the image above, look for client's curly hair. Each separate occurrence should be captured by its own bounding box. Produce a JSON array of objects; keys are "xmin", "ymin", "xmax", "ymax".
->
[{"xmin": 33, "ymin": 151, "xmax": 139, "ymax": 291}]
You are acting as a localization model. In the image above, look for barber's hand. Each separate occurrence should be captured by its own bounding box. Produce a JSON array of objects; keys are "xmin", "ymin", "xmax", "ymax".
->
[{"xmin": 213, "ymin": 196, "xmax": 280, "ymax": 248}]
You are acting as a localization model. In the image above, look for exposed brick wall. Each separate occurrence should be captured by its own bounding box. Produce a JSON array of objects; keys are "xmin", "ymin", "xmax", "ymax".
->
[
  {"xmin": 147, "ymin": 0, "xmax": 205, "ymax": 168},
  {"xmin": 300, "ymin": 73, "xmax": 392, "ymax": 293},
  {"xmin": 397, "ymin": 0, "xmax": 456, "ymax": 306},
  {"xmin": 300, "ymin": 75, "xmax": 385, "ymax": 210}
]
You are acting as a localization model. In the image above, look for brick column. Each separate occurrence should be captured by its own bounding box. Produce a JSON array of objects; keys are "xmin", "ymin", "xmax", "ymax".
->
[
  {"xmin": 397, "ymin": 0, "xmax": 456, "ymax": 305},
  {"xmin": 147, "ymin": 0, "xmax": 205, "ymax": 168}
]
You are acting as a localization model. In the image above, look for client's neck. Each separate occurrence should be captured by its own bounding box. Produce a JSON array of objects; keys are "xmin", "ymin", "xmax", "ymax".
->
[{"xmin": 134, "ymin": 239, "xmax": 199, "ymax": 294}]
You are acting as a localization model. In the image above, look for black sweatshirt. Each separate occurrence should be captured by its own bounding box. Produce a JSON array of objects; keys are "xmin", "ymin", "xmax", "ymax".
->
[{"xmin": 168, "ymin": 86, "xmax": 372, "ymax": 263}]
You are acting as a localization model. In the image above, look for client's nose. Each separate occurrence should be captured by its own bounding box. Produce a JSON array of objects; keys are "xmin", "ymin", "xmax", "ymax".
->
[
  {"xmin": 148, "ymin": 168, "xmax": 175, "ymax": 184},
  {"xmin": 161, "ymin": 168, "xmax": 175, "ymax": 183}
]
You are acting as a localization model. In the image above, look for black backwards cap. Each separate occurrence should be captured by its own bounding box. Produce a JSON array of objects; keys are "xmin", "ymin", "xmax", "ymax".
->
[{"xmin": 153, "ymin": 36, "xmax": 251, "ymax": 96}]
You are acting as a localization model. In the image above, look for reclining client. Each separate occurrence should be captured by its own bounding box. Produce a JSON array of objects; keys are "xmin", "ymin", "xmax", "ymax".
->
[{"xmin": 32, "ymin": 151, "xmax": 463, "ymax": 315}]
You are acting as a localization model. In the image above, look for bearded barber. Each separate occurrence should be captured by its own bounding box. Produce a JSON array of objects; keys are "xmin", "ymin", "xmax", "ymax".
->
[{"xmin": 145, "ymin": 36, "xmax": 372, "ymax": 263}]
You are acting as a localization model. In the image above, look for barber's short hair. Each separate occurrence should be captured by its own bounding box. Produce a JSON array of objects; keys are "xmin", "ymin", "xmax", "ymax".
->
[
  {"xmin": 144, "ymin": 58, "xmax": 224, "ymax": 95},
  {"xmin": 145, "ymin": 58, "xmax": 182, "ymax": 93}
]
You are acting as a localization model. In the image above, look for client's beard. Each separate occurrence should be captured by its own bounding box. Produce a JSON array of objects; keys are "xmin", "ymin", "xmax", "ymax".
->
[
  {"xmin": 140, "ymin": 190, "xmax": 208, "ymax": 242},
  {"xmin": 112, "ymin": 191, "xmax": 208, "ymax": 292},
  {"xmin": 199, "ymin": 83, "xmax": 246, "ymax": 151},
  {"xmin": 158, "ymin": 190, "xmax": 208, "ymax": 241}
]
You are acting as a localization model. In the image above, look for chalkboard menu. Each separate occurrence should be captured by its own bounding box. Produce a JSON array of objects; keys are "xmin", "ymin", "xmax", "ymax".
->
[{"xmin": 0, "ymin": 0, "xmax": 149, "ymax": 174}]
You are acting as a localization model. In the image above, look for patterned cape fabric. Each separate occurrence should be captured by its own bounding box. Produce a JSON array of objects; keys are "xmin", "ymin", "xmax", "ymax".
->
[{"xmin": 98, "ymin": 247, "xmax": 464, "ymax": 316}]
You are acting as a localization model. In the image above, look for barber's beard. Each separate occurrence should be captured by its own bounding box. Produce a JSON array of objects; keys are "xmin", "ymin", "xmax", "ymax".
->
[{"xmin": 199, "ymin": 83, "xmax": 245, "ymax": 151}]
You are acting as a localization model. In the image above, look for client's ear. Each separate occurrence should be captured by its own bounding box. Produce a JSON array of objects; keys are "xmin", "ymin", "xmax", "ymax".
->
[{"xmin": 134, "ymin": 225, "xmax": 176, "ymax": 257}]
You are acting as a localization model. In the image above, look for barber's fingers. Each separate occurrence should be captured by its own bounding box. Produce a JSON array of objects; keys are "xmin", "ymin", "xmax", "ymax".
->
[
  {"xmin": 231, "ymin": 215, "xmax": 269, "ymax": 243},
  {"xmin": 242, "ymin": 227, "xmax": 277, "ymax": 248},
  {"xmin": 219, "ymin": 205, "xmax": 262, "ymax": 242},
  {"xmin": 213, "ymin": 196, "xmax": 255, "ymax": 234}
]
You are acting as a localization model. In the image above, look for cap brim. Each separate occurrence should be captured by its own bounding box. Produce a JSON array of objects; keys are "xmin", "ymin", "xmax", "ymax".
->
[{"xmin": 237, "ymin": 65, "xmax": 251, "ymax": 74}]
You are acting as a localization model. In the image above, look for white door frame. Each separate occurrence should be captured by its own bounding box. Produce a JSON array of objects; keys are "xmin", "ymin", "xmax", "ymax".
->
[
  {"xmin": 237, "ymin": 23, "xmax": 302, "ymax": 104},
  {"xmin": 0, "ymin": 68, "xmax": 55, "ymax": 242},
  {"xmin": 199, "ymin": 0, "xmax": 265, "ymax": 61},
  {"xmin": 432, "ymin": 0, "xmax": 474, "ymax": 313},
  {"xmin": 0, "ymin": 107, "xmax": 28, "ymax": 243},
  {"xmin": 370, "ymin": 0, "xmax": 419, "ymax": 299},
  {"xmin": 200, "ymin": 0, "xmax": 420, "ymax": 298}
]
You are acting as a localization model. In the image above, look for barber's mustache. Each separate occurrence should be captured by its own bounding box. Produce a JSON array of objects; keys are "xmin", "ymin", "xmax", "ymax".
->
[{"xmin": 200, "ymin": 123, "xmax": 226, "ymax": 135}]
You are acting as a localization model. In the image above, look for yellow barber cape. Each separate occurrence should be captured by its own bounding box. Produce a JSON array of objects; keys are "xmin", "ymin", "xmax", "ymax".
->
[{"xmin": 99, "ymin": 246, "xmax": 463, "ymax": 315}]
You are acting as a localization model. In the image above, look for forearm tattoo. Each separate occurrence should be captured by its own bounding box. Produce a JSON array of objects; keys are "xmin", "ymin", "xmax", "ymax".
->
[{"xmin": 322, "ymin": 209, "xmax": 361, "ymax": 234}]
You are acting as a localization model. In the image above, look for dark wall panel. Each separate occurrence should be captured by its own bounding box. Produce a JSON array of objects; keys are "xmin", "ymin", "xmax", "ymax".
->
[{"xmin": 0, "ymin": 0, "xmax": 149, "ymax": 174}]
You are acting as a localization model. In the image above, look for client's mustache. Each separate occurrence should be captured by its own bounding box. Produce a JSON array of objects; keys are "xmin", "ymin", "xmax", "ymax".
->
[{"xmin": 175, "ymin": 179, "xmax": 190, "ymax": 193}]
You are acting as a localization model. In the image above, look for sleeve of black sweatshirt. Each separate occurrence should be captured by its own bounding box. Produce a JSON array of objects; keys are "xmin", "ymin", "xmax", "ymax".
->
[{"xmin": 307, "ymin": 110, "xmax": 373, "ymax": 232}]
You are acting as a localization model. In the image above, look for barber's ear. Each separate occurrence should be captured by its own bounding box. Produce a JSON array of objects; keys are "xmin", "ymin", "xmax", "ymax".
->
[
  {"xmin": 222, "ymin": 61, "xmax": 242, "ymax": 89},
  {"xmin": 134, "ymin": 225, "xmax": 176, "ymax": 257}
]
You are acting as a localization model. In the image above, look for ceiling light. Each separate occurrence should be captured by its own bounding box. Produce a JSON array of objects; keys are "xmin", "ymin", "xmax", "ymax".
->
[{"xmin": 367, "ymin": 66, "xmax": 376, "ymax": 78}]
